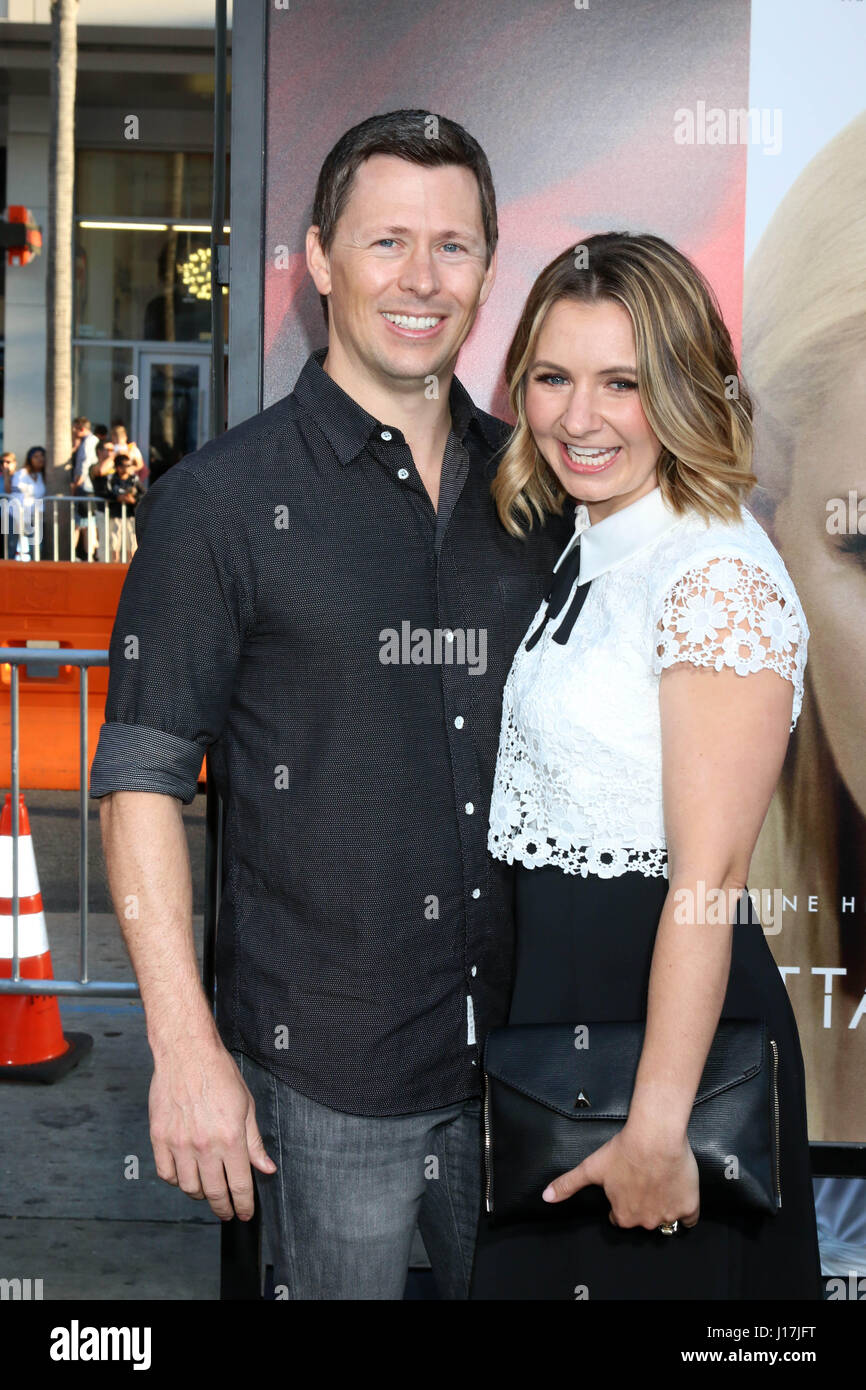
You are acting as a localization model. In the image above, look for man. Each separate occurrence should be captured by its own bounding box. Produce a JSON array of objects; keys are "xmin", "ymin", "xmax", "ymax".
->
[
  {"xmin": 103, "ymin": 453, "xmax": 143, "ymax": 561},
  {"xmin": 90, "ymin": 110, "xmax": 572, "ymax": 1300},
  {"xmin": 70, "ymin": 416, "xmax": 99, "ymax": 560},
  {"xmin": 88, "ymin": 440, "xmax": 118, "ymax": 563}
]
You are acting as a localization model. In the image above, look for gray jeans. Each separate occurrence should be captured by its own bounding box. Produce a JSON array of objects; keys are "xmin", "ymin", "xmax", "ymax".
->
[{"xmin": 232, "ymin": 1048, "xmax": 482, "ymax": 1300}]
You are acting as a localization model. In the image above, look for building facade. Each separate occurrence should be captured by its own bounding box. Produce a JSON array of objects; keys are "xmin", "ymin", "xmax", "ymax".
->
[{"xmin": 0, "ymin": 0, "xmax": 230, "ymax": 472}]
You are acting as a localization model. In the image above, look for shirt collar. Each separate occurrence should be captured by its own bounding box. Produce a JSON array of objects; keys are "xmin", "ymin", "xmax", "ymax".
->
[
  {"xmin": 292, "ymin": 346, "xmax": 503, "ymax": 465},
  {"xmin": 553, "ymin": 484, "xmax": 683, "ymax": 585}
]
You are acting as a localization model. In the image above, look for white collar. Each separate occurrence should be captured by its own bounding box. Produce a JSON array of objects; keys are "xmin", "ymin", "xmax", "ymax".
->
[{"xmin": 554, "ymin": 484, "xmax": 682, "ymax": 585}]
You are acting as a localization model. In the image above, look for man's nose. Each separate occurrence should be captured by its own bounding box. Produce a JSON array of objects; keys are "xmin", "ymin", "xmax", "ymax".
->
[{"xmin": 398, "ymin": 245, "xmax": 440, "ymax": 297}]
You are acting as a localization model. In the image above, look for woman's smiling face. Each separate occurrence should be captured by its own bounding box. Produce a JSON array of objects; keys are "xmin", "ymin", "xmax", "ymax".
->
[
  {"xmin": 774, "ymin": 353, "xmax": 866, "ymax": 818},
  {"xmin": 523, "ymin": 297, "xmax": 663, "ymax": 523}
]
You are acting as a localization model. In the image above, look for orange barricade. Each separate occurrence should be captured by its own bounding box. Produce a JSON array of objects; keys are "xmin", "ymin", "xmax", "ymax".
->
[{"xmin": 0, "ymin": 560, "xmax": 206, "ymax": 789}]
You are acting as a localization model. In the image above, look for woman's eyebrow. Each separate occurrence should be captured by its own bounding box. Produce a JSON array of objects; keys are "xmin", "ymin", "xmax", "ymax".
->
[{"xmin": 530, "ymin": 359, "xmax": 637, "ymax": 374}]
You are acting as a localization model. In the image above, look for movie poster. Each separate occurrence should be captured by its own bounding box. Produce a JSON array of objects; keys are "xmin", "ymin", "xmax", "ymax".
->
[{"xmin": 259, "ymin": 0, "xmax": 864, "ymax": 1144}]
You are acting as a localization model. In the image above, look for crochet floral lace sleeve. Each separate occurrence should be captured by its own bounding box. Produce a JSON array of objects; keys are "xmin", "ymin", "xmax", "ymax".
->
[{"xmin": 653, "ymin": 555, "xmax": 806, "ymax": 731}]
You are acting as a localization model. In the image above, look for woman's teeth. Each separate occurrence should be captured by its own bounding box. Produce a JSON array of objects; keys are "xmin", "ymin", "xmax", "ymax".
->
[
  {"xmin": 564, "ymin": 444, "xmax": 620, "ymax": 468},
  {"xmin": 382, "ymin": 312, "xmax": 443, "ymax": 330}
]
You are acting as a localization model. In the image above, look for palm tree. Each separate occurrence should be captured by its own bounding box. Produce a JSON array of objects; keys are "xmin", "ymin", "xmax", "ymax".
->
[{"xmin": 45, "ymin": 0, "xmax": 78, "ymax": 496}]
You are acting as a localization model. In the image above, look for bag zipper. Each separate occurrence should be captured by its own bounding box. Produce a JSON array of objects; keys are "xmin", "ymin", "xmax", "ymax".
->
[
  {"xmin": 770, "ymin": 1037, "xmax": 782, "ymax": 1209},
  {"xmin": 482, "ymin": 1069, "xmax": 493, "ymax": 1213}
]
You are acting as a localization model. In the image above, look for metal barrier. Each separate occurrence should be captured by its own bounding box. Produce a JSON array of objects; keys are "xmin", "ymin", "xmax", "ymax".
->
[
  {"xmin": 0, "ymin": 494, "xmax": 138, "ymax": 564},
  {"xmin": 0, "ymin": 646, "xmax": 139, "ymax": 999}
]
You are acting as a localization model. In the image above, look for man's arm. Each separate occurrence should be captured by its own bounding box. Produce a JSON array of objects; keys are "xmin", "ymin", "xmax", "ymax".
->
[
  {"xmin": 91, "ymin": 464, "xmax": 274, "ymax": 1220},
  {"xmin": 100, "ymin": 788, "xmax": 276, "ymax": 1220}
]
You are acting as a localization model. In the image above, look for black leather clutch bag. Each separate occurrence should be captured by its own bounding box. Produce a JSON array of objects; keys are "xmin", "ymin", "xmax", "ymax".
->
[{"xmin": 482, "ymin": 1019, "xmax": 781, "ymax": 1223}]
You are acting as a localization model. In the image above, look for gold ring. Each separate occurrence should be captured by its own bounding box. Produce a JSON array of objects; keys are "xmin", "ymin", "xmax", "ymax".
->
[{"xmin": 658, "ymin": 1220, "xmax": 679, "ymax": 1235}]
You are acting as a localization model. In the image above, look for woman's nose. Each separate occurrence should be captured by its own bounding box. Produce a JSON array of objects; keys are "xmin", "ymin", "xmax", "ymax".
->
[{"xmin": 560, "ymin": 392, "xmax": 603, "ymax": 437}]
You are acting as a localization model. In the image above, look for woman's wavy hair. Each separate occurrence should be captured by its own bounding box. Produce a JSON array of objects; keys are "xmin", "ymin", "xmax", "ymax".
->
[{"xmin": 491, "ymin": 232, "xmax": 756, "ymax": 536}]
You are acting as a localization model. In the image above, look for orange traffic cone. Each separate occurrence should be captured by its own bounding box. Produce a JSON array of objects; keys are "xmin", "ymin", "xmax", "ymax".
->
[{"xmin": 0, "ymin": 793, "xmax": 92, "ymax": 1082}]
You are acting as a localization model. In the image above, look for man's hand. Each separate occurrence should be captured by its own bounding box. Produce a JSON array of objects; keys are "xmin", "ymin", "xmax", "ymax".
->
[{"xmin": 149, "ymin": 1037, "xmax": 277, "ymax": 1221}]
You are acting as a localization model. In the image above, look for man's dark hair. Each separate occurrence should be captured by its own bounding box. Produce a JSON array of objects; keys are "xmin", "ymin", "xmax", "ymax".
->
[{"xmin": 310, "ymin": 109, "xmax": 498, "ymax": 328}]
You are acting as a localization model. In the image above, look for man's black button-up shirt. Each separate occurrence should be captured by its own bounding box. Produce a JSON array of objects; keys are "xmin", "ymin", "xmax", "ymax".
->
[{"xmin": 90, "ymin": 347, "xmax": 573, "ymax": 1115}]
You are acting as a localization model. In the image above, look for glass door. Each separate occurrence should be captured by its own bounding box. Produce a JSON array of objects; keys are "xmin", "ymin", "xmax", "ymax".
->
[{"xmin": 139, "ymin": 352, "xmax": 211, "ymax": 485}]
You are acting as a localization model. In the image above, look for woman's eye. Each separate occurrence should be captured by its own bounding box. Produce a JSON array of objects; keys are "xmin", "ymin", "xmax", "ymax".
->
[{"xmin": 531, "ymin": 373, "xmax": 638, "ymax": 390}]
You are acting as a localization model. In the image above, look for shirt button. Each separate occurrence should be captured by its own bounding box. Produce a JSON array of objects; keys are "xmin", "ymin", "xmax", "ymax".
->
[
  {"xmin": 380, "ymin": 430, "xmax": 392, "ymax": 441},
  {"xmin": 471, "ymin": 965, "xmax": 477, "ymax": 976},
  {"xmin": 471, "ymin": 888, "xmax": 480, "ymax": 899},
  {"xmin": 465, "ymin": 802, "xmax": 474, "ymax": 815},
  {"xmin": 397, "ymin": 467, "xmax": 409, "ymax": 480},
  {"xmin": 454, "ymin": 715, "xmax": 464, "ymax": 729},
  {"xmin": 444, "ymin": 629, "xmax": 454, "ymax": 641}
]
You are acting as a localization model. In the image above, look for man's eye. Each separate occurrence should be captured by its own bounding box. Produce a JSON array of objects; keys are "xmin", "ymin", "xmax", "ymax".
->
[
  {"xmin": 441, "ymin": 243, "xmax": 465, "ymax": 253},
  {"xmin": 375, "ymin": 239, "xmax": 397, "ymax": 248}
]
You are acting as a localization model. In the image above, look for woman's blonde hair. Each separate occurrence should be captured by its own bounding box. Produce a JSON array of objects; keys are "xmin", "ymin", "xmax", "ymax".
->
[{"xmin": 491, "ymin": 231, "xmax": 756, "ymax": 537}]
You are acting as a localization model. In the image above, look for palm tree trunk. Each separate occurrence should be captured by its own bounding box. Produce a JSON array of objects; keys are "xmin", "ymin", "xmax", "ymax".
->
[{"xmin": 45, "ymin": 0, "xmax": 78, "ymax": 496}]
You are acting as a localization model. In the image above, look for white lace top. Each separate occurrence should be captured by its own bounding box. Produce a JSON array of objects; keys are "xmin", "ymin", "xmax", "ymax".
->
[{"xmin": 488, "ymin": 485, "xmax": 808, "ymax": 879}]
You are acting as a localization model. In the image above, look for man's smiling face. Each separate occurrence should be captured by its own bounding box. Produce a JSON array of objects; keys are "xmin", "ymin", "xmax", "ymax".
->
[{"xmin": 308, "ymin": 153, "xmax": 496, "ymax": 387}]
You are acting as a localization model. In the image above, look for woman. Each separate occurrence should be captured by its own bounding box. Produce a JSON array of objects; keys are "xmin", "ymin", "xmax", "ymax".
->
[
  {"xmin": 6, "ymin": 446, "xmax": 47, "ymax": 561},
  {"xmin": 470, "ymin": 232, "xmax": 821, "ymax": 1300}
]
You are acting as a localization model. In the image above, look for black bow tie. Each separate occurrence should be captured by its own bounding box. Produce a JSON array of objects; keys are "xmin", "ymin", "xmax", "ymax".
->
[{"xmin": 524, "ymin": 539, "xmax": 591, "ymax": 650}]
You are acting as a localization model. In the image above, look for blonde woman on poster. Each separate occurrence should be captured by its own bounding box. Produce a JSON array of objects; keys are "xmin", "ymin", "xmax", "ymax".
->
[{"xmin": 743, "ymin": 111, "xmax": 866, "ymax": 1143}]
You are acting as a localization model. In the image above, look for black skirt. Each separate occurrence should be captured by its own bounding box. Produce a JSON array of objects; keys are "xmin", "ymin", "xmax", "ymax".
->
[{"xmin": 469, "ymin": 863, "xmax": 822, "ymax": 1300}]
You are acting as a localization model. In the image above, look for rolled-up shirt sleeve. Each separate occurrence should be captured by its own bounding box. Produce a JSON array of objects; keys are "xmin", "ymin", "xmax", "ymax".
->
[{"xmin": 89, "ymin": 465, "xmax": 250, "ymax": 804}]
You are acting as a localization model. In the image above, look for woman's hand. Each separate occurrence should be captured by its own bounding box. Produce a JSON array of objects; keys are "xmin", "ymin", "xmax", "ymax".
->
[{"xmin": 541, "ymin": 1122, "xmax": 700, "ymax": 1230}]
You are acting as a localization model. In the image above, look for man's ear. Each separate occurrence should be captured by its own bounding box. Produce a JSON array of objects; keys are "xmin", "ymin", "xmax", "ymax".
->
[
  {"xmin": 478, "ymin": 245, "xmax": 498, "ymax": 309},
  {"xmin": 306, "ymin": 225, "xmax": 331, "ymax": 296}
]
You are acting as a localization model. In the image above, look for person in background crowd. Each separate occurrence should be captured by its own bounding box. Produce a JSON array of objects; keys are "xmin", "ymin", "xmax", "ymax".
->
[
  {"xmin": 94, "ymin": 423, "xmax": 110, "ymax": 445},
  {"xmin": 2, "ymin": 451, "xmax": 18, "ymax": 558},
  {"xmin": 110, "ymin": 420, "xmax": 148, "ymax": 487},
  {"xmin": 1, "ymin": 449, "xmax": 17, "ymax": 481},
  {"xmin": 104, "ymin": 453, "xmax": 143, "ymax": 561},
  {"xmin": 1, "ymin": 451, "xmax": 17, "ymax": 491},
  {"xmin": 90, "ymin": 440, "xmax": 116, "ymax": 496},
  {"xmin": 88, "ymin": 440, "xmax": 117, "ymax": 563},
  {"xmin": 71, "ymin": 416, "xmax": 99, "ymax": 561},
  {"xmin": 4, "ymin": 446, "xmax": 47, "ymax": 561}
]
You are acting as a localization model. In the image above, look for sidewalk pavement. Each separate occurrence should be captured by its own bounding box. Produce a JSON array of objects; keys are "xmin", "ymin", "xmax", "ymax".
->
[{"xmin": 1, "ymin": 909, "xmax": 220, "ymax": 1300}]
